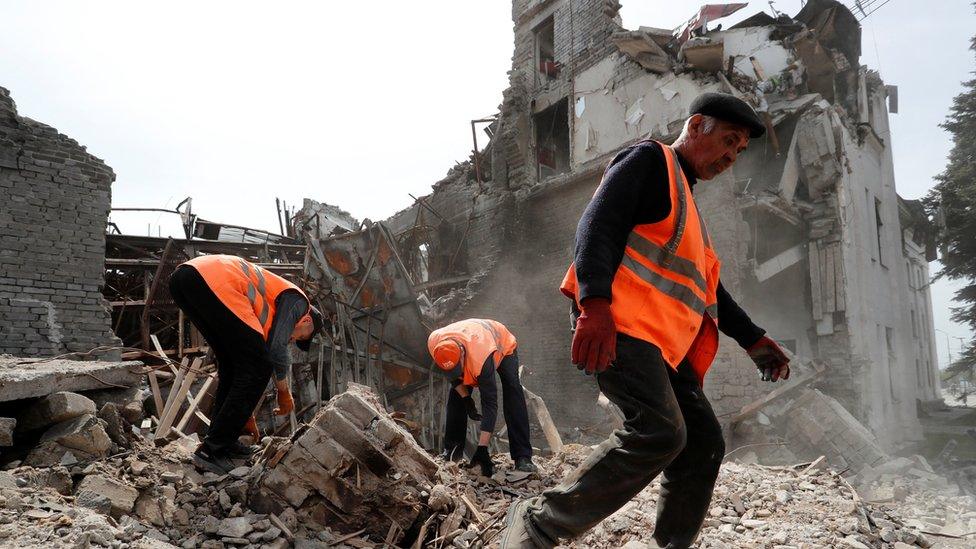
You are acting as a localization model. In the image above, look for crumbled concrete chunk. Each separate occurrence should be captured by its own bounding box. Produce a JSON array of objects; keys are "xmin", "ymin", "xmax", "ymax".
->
[
  {"xmin": 0, "ymin": 417, "xmax": 15, "ymax": 446},
  {"xmin": 75, "ymin": 474, "xmax": 139, "ymax": 518},
  {"xmin": 24, "ymin": 413, "xmax": 111, "ymax": 467},
  {"xmin": 19, "ymin": 391, "xmax": 96, "ymax": 432}
]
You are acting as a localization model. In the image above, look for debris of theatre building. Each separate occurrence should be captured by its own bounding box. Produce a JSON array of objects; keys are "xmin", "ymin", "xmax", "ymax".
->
[
  {"xmin": 1, "ymin": 0, "xmax": 973, "ymax": 547},
  {"xmin": 376, "ymin": 0, "xmax": 945, "ymax": 460}
]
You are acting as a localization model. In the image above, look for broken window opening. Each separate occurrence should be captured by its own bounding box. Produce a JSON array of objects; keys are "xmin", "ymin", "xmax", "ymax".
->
[
  {"xmin": 416, "ymin": 243, "xmax": 430, "ymax": 284},
  {"xmin": 534, "ymin": 98, "xmax": 570, "ymax": 179},
  {"xmin": 885, "ymin": 326, "xmax": 897, "ymax": 401},
  {"xmin": 535, "ymin": 16, "xmax": 558, "ymax": 85},
  {"xmin": 875, "ymin": 197, "xmax": 886, "ymax": 267}
]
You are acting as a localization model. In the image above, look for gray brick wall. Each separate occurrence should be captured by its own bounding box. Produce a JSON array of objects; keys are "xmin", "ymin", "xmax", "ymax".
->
[{"xmin": 0, "ymin": 86, "xmax": 119, "ymax": 356}]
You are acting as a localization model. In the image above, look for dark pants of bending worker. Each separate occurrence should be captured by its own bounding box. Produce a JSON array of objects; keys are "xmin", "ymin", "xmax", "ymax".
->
[
  {"xmin": 443, "ymin": 352, "xmax": 533, "ymax": 460},
  {"xmin": 525, "ymin": 333, "xmax": 725, "ymax": 549},
  {"xmin": 169, "ymin": 265, "xmax": 272, "ymax": 454}
]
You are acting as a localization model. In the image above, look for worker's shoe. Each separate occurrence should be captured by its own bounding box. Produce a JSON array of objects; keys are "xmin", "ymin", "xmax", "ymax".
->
[
  {"xmin": 514, "ymin": 457, "xmax": 538, "ymax": 473},
  {"xmin": 193, "ymin": 445, "xmax": 235, "ymax": 475},
  {"xmin": 500, "ymin": 498, "xmax": 554, "ymax": 549},
  {"xmin": 439, "ymin": 446, "xmax": 464, "ymax": 462},
  {"xmin": 226, "ymin": 441, "xmax": 258, "ymax": 458}
]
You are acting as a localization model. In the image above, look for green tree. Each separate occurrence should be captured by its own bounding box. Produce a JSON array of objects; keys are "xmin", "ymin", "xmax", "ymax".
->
[{"xmin": 926, "ymin": 15, "xmax": 976, "ymax": 378}]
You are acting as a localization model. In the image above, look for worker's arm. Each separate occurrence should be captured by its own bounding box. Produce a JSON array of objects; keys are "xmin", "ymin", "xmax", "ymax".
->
[
  {"xmin": 574, "ymin": 143, "xmax": 670, "ymax": 302},
  {"xmin": 266, "ymin": 292, "xmax": 309, "ymax": 382},
  {"xmin": 476, "ymin": 356, "xmax": 498, "ymax": 444},
  {"xmin": 266, "ymin": 292, "xmax": 308, "ymax": 415},
  {"xmin": 715, "ymin": 280, "xmax": 765, "ymax": 348},
  {"xmin": 572, "ymin": 142, "xmax": 671, "ymax": 373}
]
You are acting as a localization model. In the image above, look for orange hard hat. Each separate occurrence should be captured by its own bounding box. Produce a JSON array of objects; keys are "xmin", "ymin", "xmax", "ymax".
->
[{"xmin": 432, "ymin": 339, "xmax": 462, "ymax": 371}]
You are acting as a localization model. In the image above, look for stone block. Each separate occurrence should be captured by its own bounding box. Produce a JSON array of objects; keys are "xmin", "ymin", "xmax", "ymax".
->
[
  {"xmin": 0, "ymin": 417, "xmax": 15, "ymax": 446},
  {"xmin": 24, "ymin": 413, "xmax": 111, "ymax": 466},
  {"xmin": 315, "ymin": 408, "xmax": 393, "ymax": 477},
  {"xmin": 217, "ymin": 517, "xmax": 253, "ymax": 538},
  {"xmin": 18, "ymin": 391, "xmax": 96, "ymax": 431},
  {"xmin": 75, "ymin": 474, "xmax": 139, "ymax": 518},
  {"xmin": 253, "ymin": 384, "xmax": 437, "ymax": 544}
]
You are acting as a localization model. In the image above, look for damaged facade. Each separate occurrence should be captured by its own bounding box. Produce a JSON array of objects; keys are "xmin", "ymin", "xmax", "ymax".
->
[
  {"xmin": 377, "ymin": 0, "xmax": 942, "ymax": 452},
  {"xmin": 0, "ymin": 87, "xmax": 120, "ymax": 357}
]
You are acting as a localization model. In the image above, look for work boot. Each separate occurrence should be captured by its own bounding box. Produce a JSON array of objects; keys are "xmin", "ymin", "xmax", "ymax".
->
[
  {"xmin": 500, "ymin": 499, "xmax": 554, "ymax": 549},
  {"xmin": 226, "ymin": 440, "xmax": 258, "ymax": 458},
  {"xmin": 439, "ymin": 446, "xmax": 464, "ymax": 462},
  {"xmin": 514, "ymin": 457, "xmax": 538, "ymax": 473},
  {"xmin": 193, "ymin": 445, "xmax": 235, "ymax": 475}
]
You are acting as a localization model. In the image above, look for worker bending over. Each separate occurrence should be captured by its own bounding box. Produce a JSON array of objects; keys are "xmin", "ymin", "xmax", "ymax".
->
[
  {"xmin": 169, "ymin": 254, "xmax": 323, "ymax": 474},
  {"xmin": 501, "ymin": 93, "xmax": 791, "ymax": 548},
  {"xmin": 428, "ymin": 318, "xmax": 537, "ymax": 475}
]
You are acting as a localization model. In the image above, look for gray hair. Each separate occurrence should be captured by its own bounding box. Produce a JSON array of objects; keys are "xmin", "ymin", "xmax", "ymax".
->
[{"xmin": 682, "ymin": 114, "xmax": 718, "ymax": 136}]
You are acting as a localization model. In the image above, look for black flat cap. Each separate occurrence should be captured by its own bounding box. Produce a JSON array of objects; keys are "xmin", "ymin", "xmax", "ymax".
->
[{"xmin": 689, "ymin": 92, "xmax": 766, "ymax": 138}]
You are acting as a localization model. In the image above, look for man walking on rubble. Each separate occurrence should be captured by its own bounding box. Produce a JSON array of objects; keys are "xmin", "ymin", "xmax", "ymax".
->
[
  {"xmin": 501, "ymin": 93, "xmax": 791, "ymax": 549},
  {"xmin": 429, "ymin": 318, "xmax": 537, "ymax": 476},
  {"xmin": 169, "ymin": 254, "xmax": 324, "ymax": 474}
]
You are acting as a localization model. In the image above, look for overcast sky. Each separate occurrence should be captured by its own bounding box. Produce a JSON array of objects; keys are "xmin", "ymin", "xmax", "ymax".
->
[{"xmin": 1, "ymin": 0, "xmax": 973, "ymax": 366}]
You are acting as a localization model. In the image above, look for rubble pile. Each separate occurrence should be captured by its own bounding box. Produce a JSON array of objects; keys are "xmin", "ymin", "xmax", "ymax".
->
[
  {"xmin": 2, "ymin": 383, "xmax": 976, "ymax": 548},
  {"xmin": 854, "ymin": 456, "xmax": 976, "ymax": 540},
  {"xmin": 249, "ymin": 383, "xmax": 439, "ymax": 544}
]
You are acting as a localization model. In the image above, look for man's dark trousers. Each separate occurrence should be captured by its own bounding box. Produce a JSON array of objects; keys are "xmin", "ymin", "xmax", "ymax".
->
[
  {"xmin": 443, "ymin": 352, "xmax": 533, "ymax": 460},
  {"xmin": 524, "ymin": 333, "xmax": 725, "ymax": 548},
  {"xmin": 169, "ymin": 265, "xmax": 272, "ymax": 454}
]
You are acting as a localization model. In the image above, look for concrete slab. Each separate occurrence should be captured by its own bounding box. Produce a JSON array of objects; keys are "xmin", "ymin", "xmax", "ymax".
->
[{"xmin": 0, "ymin": 357, "xmax": 142, "ymax": 402}]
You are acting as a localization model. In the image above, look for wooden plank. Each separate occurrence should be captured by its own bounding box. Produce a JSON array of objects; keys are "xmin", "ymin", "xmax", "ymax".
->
[
  {"xmin": 159, "ymin": 358, "xmax": 189, "ymax": 422},
  {"xmin": 823, "ymin": 244, "xmax": 836, "ymax": 313},
  {"xmin": 175, "ymin": 375, "xmax": 214, "ymax": 433},
  {"xmin": 523, "ymin": 387, "xmax": 563, "ymax": 453},
  {"xmin": 151, "ymin": 334, "xmax": 179, "ymax": 375},
  {"xmin": 287, "ymin": 370, "xmax": 298, "ymax": 434},
  {"xmin": 147, "ymin": 370, "xmax": 165, "ymax": 418},
  {"xmin": 730, "ymin": 359, "xmax": 827, "ymax": 425},
  {"xmin": 809, "ymin": 241, "xmax": 823, "ymax": 320},
  {"xmin": 460, "ymin": 494, "xmax": 486, "ymax": 524},
  {"xmin": 833, "ymin": 244, "xmax": 846, "ymax": 311},
  {"xmin": 802, "ymin": 455, "xmax": 827, "ymax": 475},
  {"xmin": 270, "ymin": 514, "xmax": 294, "ymax": 541},
  {"xmin": 156, "ymin": 360, "xmax": 200, "ymax": 439}
]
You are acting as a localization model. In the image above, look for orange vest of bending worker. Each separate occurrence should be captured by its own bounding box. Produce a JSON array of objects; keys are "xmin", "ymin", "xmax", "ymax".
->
[
  {"xmin": 560, "ymin": 143, "xmax": 721, "ymax": 385},
  {"xmin": 428, "ymin": 319, "xmax": 518, "ymax": 387},
  {"xmin": 184, "ymin": 255, "xmax": 309, "ymax": 341}
]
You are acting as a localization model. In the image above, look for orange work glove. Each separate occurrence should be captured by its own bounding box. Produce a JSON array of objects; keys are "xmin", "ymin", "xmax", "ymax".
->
[
  {"xmin": 747, "ymin": 336, "xmax": 791, "ymax": 382},
  {"xmin": 243, "ymin": 415, "xmax": 260, "ymax": 440},
  {"xmin": 571, "ymin": 297, "xmax": 617, "ymax": 375},
  {"xmin": 273, "ymin": 381, "xmax": 294, "ymax": 416}
]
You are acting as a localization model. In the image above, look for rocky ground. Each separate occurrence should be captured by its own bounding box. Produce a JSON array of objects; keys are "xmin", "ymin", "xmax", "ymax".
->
[{"xmin": 1, "ymin": 385, "xmax": 975, "ymax": 548}]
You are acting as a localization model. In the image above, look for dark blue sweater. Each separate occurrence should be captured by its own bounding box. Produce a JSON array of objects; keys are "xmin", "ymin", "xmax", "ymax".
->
[{"xmin": 573, "ymin": 140, "xmax": 764, "ymax": 349}]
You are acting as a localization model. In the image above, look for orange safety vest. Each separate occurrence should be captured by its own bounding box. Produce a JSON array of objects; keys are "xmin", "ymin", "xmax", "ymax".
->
[
  {"xmin": 427, "ymin": 319, "xmax": 518, "ymax": 387},
  {"xmin": 184, "ymin": 254, "xmax": 310, "ymax": 341},
  {"xmin": 560, "ymin": 142, "xmax": 721, "ymax": 385}
]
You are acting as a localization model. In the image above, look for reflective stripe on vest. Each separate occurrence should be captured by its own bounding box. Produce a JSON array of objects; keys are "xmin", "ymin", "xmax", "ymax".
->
[
  {"xmin": 237, "ymin": 259, "xmax": 271, "ymax": 329},
  {"xmin": 620, "ymin": 254, "xmax": 707, "ymax": 314},
  {"xmin": 618, "ymin": 148, "xmax": 712, "ymax": 316}
]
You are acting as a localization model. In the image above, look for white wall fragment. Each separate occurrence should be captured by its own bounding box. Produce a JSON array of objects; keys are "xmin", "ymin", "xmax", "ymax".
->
[{"xmin": 625, "ymin": 97, "xmax": 644, "ymax": 126}]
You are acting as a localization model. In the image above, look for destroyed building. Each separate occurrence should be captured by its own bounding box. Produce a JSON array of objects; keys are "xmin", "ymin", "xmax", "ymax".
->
[
  {"xmin": 376, "ymin": 0, "xmax": 943, "ymax": 452},
  {"xmin": 0, "ymin": 0, "xmax": 945, "ymax": 468},
  {"xmin": 0, "ymin": 87, "xmax": 120, "ymax": 357},
  {"xmin": 0, "ymin": 3, "xmax": 975, "ymax": 548}
]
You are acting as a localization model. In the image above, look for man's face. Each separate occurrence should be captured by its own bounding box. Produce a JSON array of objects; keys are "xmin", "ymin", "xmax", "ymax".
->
[{"xmin": 684, "ymin": 115, "xmax": 751, "ymax": 180}]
